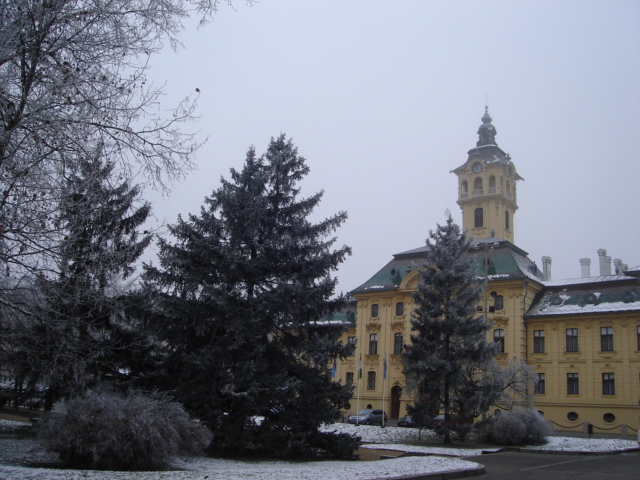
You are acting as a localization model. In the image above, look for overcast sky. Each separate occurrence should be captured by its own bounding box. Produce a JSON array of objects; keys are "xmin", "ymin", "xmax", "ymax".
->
[{"xmin": 145, "ymin": 0, "xmax": 640, "ymax": 294}]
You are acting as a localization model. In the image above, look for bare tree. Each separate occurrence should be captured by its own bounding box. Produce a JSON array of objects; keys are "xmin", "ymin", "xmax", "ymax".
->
[{"xmin": 0, "ymin": 0, "xmax": 237, "ymax": 295}]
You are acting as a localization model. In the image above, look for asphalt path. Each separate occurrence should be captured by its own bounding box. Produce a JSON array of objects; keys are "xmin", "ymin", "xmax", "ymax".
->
[{"xmin": 466, "ymin": 450, "xmax": 640, "ymax": 479}]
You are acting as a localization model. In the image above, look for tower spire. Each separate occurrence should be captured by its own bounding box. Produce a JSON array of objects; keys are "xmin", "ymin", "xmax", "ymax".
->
[{"xmin": 477, "ymin": 106, "xmax": 497, "ymax": 146}]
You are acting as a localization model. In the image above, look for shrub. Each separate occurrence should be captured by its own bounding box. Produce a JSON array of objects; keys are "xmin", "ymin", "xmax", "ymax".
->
[
  {"xmin": 477, "ymin": 407, "xmax": 552, "ymax": 446},
  {"xmin": 38, "ymin": 390, "xmax": 211, "ymax": 470}
]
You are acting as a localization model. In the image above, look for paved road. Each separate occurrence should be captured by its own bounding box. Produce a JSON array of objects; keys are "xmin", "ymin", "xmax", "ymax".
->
[{"xmin": 466, "ymin": 450, "xmax": 640, "ymax": 479}]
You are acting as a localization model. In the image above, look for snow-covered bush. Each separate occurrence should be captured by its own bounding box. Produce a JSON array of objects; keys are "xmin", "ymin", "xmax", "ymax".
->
[
  {"xmin": 477, "ymin": 407, "xmax": 552, "ymax": 446},
  {"xmin": 37, "ymin": 391, "xmax": 211, "ymax": 470}
]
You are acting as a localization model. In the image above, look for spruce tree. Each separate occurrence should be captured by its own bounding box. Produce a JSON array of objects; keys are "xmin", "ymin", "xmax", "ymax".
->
[
  {"xmin": 403, "ymin": 213, "xmax": 499, "ymax": 443},
  {"xmin": 142, "ymin": 135, "xmax": 356, "ymax": 458},
  {"xmin": 21, "ymin": 151, "xmax": 152, "ymax": 409}
]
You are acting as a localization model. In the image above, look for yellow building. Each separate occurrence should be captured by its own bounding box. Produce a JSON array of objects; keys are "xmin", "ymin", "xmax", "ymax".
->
[{"xmin": 335, "ymin": 108, "xmax": 640, "ymax": 435}]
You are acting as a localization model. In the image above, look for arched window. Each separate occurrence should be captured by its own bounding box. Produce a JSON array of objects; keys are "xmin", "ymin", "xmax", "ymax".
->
[
  {"xmin": 505, "ymin": 210, "xmax": 510, "ymax": 230},
  {"xmin": 393, "ymin": 333, "xmax": 404, "ymax": 355},
  {"xmin": 395, "ymin": 302, "xmax": 404, "ymax": 316},
  {"xmin": 494, "ymin": 329, "xmax": 505, "ymax": 353},
  {"xmin": 474, "ymin": 208, "xmax": 483, "ymax": 228},
  {"xmin": 369, "ymin": 333, "xmax": 378, "ymax": 355},
  {"xmin": 473, "ymin": 177, "xmax": 483, "ymax": 196},
  {"xmin": 489, "ymin": 175, "xmax": 496, "ymax": 194},
  {"xmin": 461, "ymin": 180, "xmax": 468, "ymax": 198}
]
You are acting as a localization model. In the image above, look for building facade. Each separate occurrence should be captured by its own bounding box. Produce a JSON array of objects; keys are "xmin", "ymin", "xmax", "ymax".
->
[{"xmin": 335, "ymin": 109, "xmax": 640, "ymax": 435}]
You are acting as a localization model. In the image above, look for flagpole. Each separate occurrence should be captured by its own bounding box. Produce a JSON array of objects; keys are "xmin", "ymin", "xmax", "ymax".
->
[
  {"xmin": 382, "ymin": 350, "xmax": 387, "ymax": 428},
  {"xmin": 356, "ymin": 352, "xmax": 362, "ymax": 424}
]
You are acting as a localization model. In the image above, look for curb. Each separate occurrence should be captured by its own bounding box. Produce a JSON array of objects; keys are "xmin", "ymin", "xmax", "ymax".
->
[
  {"xmin": 518, "ymin": 446, "xmax": 640, "ymax": 456},
  {"xmin": 368, "ymin": 464, "xmax": 486, "ymax": 480}
]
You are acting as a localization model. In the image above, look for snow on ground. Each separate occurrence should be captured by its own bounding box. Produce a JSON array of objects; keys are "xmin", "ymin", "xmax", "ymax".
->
[
  {"xmin": 1, "ymin": 420, "xmax": 638, "ymax": 480},
  {"xmin": 323, "ymin": 423, "xmax": 638, "ymax": 456},
  {"xmin": 524, "ymin": 435, "xmax": 638, "ymax": 453}
]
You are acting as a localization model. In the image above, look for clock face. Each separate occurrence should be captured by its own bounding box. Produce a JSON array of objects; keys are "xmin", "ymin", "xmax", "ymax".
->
[{"xmin": 472, "ymin": 162, "xmax": 483, "ymax": 174}]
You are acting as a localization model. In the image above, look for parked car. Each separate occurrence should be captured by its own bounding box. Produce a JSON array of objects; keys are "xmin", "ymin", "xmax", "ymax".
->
[
  {"xmin": 434, "ymin": 414, "xmax": 462, "ymax": 427},
  {"xmin": 397, "ymin": 415, "xmax": 415, "ymax": 427},
  {"xmin": 348, "ymin": 409, "xmax": 388, "ymax": 425}
]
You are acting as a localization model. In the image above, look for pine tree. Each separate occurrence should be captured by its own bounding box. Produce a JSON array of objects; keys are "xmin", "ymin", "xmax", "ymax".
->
[
  {"xmin": 20, "ymin": 150, "xmax": 152, "ymax": 410},
  {"xmin": 142, "ymin": 135, "xmax": 357, "ymax": 458},
  {"xmin": 403, "ymin": 213, "xmax": 499, "ymax": 443}
]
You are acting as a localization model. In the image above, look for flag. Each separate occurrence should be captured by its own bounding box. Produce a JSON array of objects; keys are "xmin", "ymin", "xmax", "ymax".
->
[
  {"xmin": 383, "ymin": 352, "xmax": 387, "ymax": 379},
  {"xmin": 358, "ymin": 353, "xmax": 362, "ymax": 380},
  {"xmin": 331, "ymin": 358, "xmax": 337, "ymax": 379}
]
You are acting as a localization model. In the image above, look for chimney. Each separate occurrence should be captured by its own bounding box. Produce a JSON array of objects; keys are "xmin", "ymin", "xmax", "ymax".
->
[
  {"xmin": 580, "ymin": 258, "xmax": 591, "ymax": 278},
  {"xmin": 597, "ymin": 249, "xmax": 612, "ymax": 276},
  {"xmin": 613, "ymin": 259, "xmax": 628, "ymax": 275},
  {"xmin": 542, "ymin": 256, "xmax": 552, "ymax": 281}
]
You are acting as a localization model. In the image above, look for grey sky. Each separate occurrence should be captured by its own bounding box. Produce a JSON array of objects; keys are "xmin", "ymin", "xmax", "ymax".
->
[{"xmin": 147, "ymin": 0, "xmax": 640, "ymax": 293}]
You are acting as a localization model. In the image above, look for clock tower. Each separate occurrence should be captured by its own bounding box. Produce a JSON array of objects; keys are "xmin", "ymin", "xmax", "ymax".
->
[{"xmin": 452, "ymin": 108, "xmax": 522, "ymax": 243}]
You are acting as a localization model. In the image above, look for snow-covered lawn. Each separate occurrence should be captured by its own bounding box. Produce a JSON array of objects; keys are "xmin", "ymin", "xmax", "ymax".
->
[{"xmin": 1, "ymin": 420, "xmax": 637, "ymax": 480}]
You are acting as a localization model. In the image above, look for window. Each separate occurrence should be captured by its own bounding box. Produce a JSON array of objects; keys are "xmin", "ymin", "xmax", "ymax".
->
[
  {"xmin": 534, "ymin": 373, "xmax": 546, "ymax": 394},
  {"xmin": 347, "ymin": 336, "xmax": 356, "ymax": 345},
  {"xmin": 494, "ymin": 294, "xmax": 504, "ymax": 311},
  {"xmin": 489, "ymin": 175, "xmax": 496, "ymax": 194},
  {"xmin": 505, "ymin": 210, "xmax": 510, "ymax": 230},
  {"xmin": 567, "ymin": 411, "xmax": 579, "ymax": 421},
  {"xmin": 369, "ymin": 334, "xmax": 378, "ymax": 355},
  {"xmin": 473, "ymin": 177, "xmax": 483, "ymax": 196},
  {"xmin": 637, "ymin": 326, "xmax": 640, "ymax": 351},
  {"xmin": 602, "ymin": 373, "xmax": 615, "ymax": 395},
  {"xmin": 345, "ymin": 372, "xmax": 354, "ymax": 386},
  {"xmin": 371, "ymin": 304, "xmax": 379, "ymax": 317},
  {"xmin": 461, "ymin": 180, "xmax": 468, "ymax": 196},
  {"xmin": 600, "ymin": 326, "xmax": 613, "ymax": 352},
  {"xmin": 567, "ymin": 373, "xmax": 579, "ymax": 394},
  {"xmin": 493, "ymin": 329, "xmax": 505, "ymax": 353},
  {"xmin": 367, "ymin": 371, "xmax": 376, "ymax": 390},
  {"xmin": 533, "ymin": 330, "xmax": 545, "ymax": 353},
  {"xmin": 393, "ymin": 333, "xmax": 404, "ymax": 355},
  {"xmin": 566, "ymin": 328, "xmax": 578, "ymax": 352},
  {"xmin": 395, "ymin": 302, "xmax": 404, "ymax": 316},
  {"xmin": 603, "ymin": 413, "xmax": 616, "ymax": 423},
  {"xmin": 474, "ymin": 207, "xmax": 484, "ymax": 228}
]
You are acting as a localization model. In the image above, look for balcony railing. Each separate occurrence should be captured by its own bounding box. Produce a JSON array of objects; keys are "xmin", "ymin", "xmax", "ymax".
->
[{"xmin": 472, "ymin": 189, "xmax": 483, "ymax": 197}]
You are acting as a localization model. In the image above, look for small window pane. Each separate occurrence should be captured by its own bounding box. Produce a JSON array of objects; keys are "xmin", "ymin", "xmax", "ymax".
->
[
  {"xmin": 393, "ymin": 333, "xmax": 404, "ymax": 355},
  {"xmin": 494, "ymin": 295, "xmax": 504, "ymax": 311},
  {"xmin": 600, "ymin": 326, "xmax": 613, "ymax": 352},
  {"xmin": 367, "ymin": 371, "xmax": 376, "ymax": 390},
  {"xmin": 494, "ymin": 329, "xmax": 505, "ymax": 353},
  {"xmin": 369, "ymin": 334, "xmax": 378, "ymax": 355},
  {"xmin": 567, "ymin": 373, "xmax": 579, "ymax": 394},
  {"xmin": 371, "ymin": 304, "xmax": 379, "ymax": 317},
  {"xmin": 534, "ymin": 330, "xmax": 545, "ymax": 353},
  {"xmin": 345, "ymin": 372, "xmax": 354, "ymax": 385},
  {"xmin": 535, "ymin": 373, "xmax": 546, "ymax": 394},
  {"xmin": 395, "ymin": 302, "xmax": 404, "ymax": 316},
  {"xmin": 602, "ymin": 373, "xmax": 615, "ymax": 395},
  {"xmin": 566, "ymin": 328, "xmax": 578, "ymax": 353}
]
